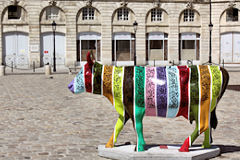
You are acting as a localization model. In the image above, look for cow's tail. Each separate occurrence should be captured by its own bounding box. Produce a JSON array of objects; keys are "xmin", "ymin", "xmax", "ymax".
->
[{"xmin": 210, "ymin": 67, "xmax": 229, "ymax": 130}]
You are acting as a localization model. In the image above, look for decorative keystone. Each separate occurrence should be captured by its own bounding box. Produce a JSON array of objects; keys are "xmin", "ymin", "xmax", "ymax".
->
[
  {"xmin": 153, "ymin": 0, "xmax": 161, "ymax": 8},
  {"xmin": 86, "ymin": 0, "xmax": 92, "ymax": 7},
  {"xmin": 228, "ymin": 0, "xmax": 236, "ymax": 8},
  {"xmin": 11, "ymin": 0, "xmax": 19, "ymax": 5},
  {"xmin": 186, "ymin": 1, "xmax": 193, "ymax": 9},
  {"xmin": 49, "ymin": 0, "xmax": 57, "ymax": 6},
  {"xmin": 120, "ymin": 0, "xmax": 128, "ymax": 7}
]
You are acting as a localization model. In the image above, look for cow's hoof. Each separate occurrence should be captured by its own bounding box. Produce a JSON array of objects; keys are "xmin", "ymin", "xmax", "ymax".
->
[
  {"xmin": 202, "ymin": 143, "xmax": 211, "ymax": 149},
  {"xmin": 179, "ymin": 144, "xmax": 189, "ymax": 152},
  {"xmin": 179, "ymin": 148, "xmax": 189, "ymax": 152},
  {"xmin": 105, "ymin": 143, "xmax": 114, "ymax": 148},
  {"xmin": 137, "ymin": 145, "xmax": 145, "ymax": 152}
]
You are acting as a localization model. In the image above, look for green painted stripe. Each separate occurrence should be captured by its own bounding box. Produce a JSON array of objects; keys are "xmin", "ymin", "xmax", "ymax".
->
[
  {"xmin": 93, "ymin": 62, "xmax": 103, "ymax": 94},
  {"xmin": 113, "ymin": 66, "xmax": 124, "ymax": 116},
  {"xmin": 209, "ymin": 66, "xmax": 222, "ymax": 112},
  {"xmin": 134, "ymin": 66, "xmax": 146, "ymax": 151},
  {"xmin": 190, "ymin": 66, "xmax": 199, "ymax": 106},
  {"xmin": 135, "ymin": 66, "xmax": 145, "ymax": 108},
  {"xmin": 189, "ymin": 66, "xmax": 199, "ymax": 123}
]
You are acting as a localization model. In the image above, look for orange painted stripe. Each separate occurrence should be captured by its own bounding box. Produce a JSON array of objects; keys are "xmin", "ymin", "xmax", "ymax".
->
[
  {"xmin": 199, "ymin": 65, "xmax": 211, "ymax": 134},
  {"xmin": 103, "ymin": 66, "xmax": 113, "ymax": 105}
]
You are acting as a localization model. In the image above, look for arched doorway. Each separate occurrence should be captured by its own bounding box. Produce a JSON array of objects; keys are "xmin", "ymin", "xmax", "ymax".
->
[
  {"xmin": 221, "ymin": 32, "xmax": 240, "ymax": 63},
  {"xmin": 40, "ymin": 32, "xmax": 65, "ymax": 66},
  {"xmin": 77, "ymin": 32, "xmax": 101, "ymax": 65},
  {"xmin": 3, "ymin": 32, "xmax": 29, "ymax": 68}
]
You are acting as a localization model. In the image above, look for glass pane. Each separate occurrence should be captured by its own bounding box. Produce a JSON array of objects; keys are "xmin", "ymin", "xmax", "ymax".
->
[
  {"xmin": 8, "ymin": 6, "xmax": 21, "ymax": 19},
  {"xmin": 46, "ymin": 7, "xmax": 59, "ymax": 20},
  {"xmin": 150, "ymin": 40, "xmax": 163, "ymax": 49},
  {"xmin": 149, "ymin": 49, "xmax": 163, "ymax": 60},
  {"xmin": 116, "ymin": 40, "xmax": 130, "ymax": 61},
  {"xmin": 226, "ymin": 8, "xmax": 238, "ymax": 21},
  {"xmin": 182, "ymin": 40, "xmax": 195, "ymax": 49},
  {"xmin": 81, "ymin": 40, "xmax": 96, "ymax": 61}
]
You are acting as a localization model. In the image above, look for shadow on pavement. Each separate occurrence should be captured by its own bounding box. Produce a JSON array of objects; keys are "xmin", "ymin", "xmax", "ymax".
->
[
  {"xmin": 217, "ymin": 145, "xmax": 240, "ymax": 155},
  {"xmin": 227, "ymin": 85, "xmax": 240, "ymax": 91}
]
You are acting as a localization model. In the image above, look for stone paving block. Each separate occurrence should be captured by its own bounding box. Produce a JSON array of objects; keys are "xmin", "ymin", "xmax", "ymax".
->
[{"xmin": 98, "ymin": 145, "xmax": 220, "ymax": 160}]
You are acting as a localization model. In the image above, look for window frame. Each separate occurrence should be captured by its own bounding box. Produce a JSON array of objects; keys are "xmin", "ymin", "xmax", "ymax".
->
[
  {"xmin": 112, "ymin": 33, "xmax": 134, "ymax": 65},
  {"xmin": 8, "ymin": 5, "xmax": 21, "ymax": 20},
  {"xmin": 226, "ymin": 8, "xmax": 238, "ymax": 22},
  {"xmin": 179, "ymin": 33, "xmax": 200, "ymax": 61},
  {"xmin": 183, "ymin": 9, "xmax": 195, "ymax": 22},
  {"xmin": 151, "ymin": 8, "xmax": 162, "ymax": 22},
  {"xmin": 82, "ymin": 7, "xmax": 95, "ymax": 20},
  {"xmin": 117, "ymin": 8, "xmax": 129, "ymax": 21},
  {"xmin": 46, "ymin": 6, "xmax": 59, "ymax": 20},
  {"xmin": 78, "ymin": 32, "xmax": 101, "ymax": 64},
  {"xmin": 147, "ymin": 32, "xmax": 168, "ymax": 61}
]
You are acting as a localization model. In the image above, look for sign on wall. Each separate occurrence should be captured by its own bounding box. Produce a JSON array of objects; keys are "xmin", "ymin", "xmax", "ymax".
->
[{"xmin": 31, "ymin": 45, "xmax": 39, "ymax": 52}]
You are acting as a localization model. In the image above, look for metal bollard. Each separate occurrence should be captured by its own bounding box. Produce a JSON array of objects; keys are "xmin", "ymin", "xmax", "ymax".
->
[
  {"xmin": 33, "ymin": 61, "xmax": 35, "ymax": 72},
  {"xmin": 11, "ymin": 61, "xmax": 13, "ymax": 72},
  {"xmin": 45, "ymin": 63, "xmax": 52, "ymax": 76},
  {"xmin": 0, "ymin": 65, "xmax": 5, "ymax": 76}
]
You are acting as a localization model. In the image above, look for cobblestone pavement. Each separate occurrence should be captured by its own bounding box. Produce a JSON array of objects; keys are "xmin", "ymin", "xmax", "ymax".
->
[{"xmin": 0, "ymin": 70, "xmax": 239, "ymax": 160}]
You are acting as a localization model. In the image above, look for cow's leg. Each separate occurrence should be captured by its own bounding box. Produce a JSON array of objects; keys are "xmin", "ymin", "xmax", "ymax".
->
[
  {"xmin": 202, "ymin": 127, "xmax": 211, "ymax": 148},
  {"xmin": 179, "ymin": 121, "xmax": 199, "ymax": 152},
  {"xmin": 105, "ymin": 115, "xmax": 129, "ymax": 148},
  {"xmin": 135, "ymin": 107, "xmax": 145, "ymax": 152}
]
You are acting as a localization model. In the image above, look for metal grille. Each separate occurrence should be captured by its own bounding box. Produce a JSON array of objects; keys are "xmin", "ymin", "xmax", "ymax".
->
[
  {"xmin": 183, "ymin": 9, "xmax": 194, "ymax": 22},
  {"xmin": 117, "ymin": 8, "xmax": 129, "ymax": 21},
  {"xmin": 151, "ymin": 8, "xmax": 162, "ymax": 21},
  {"xmin": 82, "ymin": 7, "xmax": 95, "ymax": 20}
]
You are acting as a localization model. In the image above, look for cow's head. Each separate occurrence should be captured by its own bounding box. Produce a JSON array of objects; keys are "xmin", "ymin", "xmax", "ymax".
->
[{"xmin": 68, "ymin": 51, "xmax": 94, "ymax": 94}]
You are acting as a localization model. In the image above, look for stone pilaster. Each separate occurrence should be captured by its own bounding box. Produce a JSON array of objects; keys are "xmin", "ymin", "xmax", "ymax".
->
[
  {"xmin": 101, "ymin": 3, "xmax": 113, "ymax": 65},
  {"xmin": 65, "ymin": 7, "xmax": 77, "ymax": 66}
]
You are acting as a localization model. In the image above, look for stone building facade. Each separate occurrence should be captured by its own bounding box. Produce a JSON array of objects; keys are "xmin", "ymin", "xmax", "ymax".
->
[{"xmin": 0, "ymin": 0, "xmax": 240, "ymax": 68}]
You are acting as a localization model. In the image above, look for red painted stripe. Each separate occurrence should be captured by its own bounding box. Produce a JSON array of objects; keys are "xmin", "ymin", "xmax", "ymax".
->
[
  {"xmin": 84, "ymin": 63, "xmax": 93, "ymax": 93},
  {"xmin": 160, "ymin": 145, "xmax": 168, "ymax": 149},
  {"xmin": 176, "ymin": 66, "xmax": 189, "ymax": 119}
]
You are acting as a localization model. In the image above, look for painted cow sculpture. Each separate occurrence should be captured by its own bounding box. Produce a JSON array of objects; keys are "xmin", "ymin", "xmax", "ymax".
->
[{"xmin": 68, "ymin": 52, "xmax": 229, "ymax": 152}]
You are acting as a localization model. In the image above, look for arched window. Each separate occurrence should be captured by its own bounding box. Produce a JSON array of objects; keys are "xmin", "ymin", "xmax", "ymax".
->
[
  {"xmin": 226, "ymin": 8, "xmax": 238, "ymax": 22},
  {"xmin": 151, "ymin": 8, "xmax": 162, "ymax": 22},
  {"xmin": 82, "ymin": 7, "xmax": 95, "ymax": 20},
  {"xmin": 8, "ymin": 5, "xmax": 22, "ymax": 19},
  {"xmin": 183, "ymin": 9, "xmax": 194, "ymax": 22},
  {"xmin": 117, "ymin": 8, "xmax": 129, "ymax": 21}
]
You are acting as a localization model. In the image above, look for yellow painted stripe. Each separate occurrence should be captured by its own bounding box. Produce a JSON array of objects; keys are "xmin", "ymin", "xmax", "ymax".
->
[
  {"xmin": 199, "ymin": 65, "xmax": 211, "ymax": 134},
  {"xmin": 103, "ymin": 65, "xmax": 114, "ymax": 105}
]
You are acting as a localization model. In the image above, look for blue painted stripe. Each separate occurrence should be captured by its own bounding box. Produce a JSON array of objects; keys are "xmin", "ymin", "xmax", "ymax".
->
[
  {"xmin": 74, "ymin": 66, "xmax": 85, "ymax": 93},
  {"xmin": 166, "ymin": 66, "xmax": 180, "ymax": 118},
  {"xmin": 156, "ymin": 67, "xmax": 168, "ymax": 117}
]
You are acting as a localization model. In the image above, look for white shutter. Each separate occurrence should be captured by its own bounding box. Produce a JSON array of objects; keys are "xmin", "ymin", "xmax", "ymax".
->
[
  {"xmin": 41, "ymin": 33, "xmax": 65, "ymax": 65},
  {"xmin": 221, "ymin": 33, "xmax": 233, "ymax": 63},
  {"xmin": 17, "ymin": 33, "xmax": 29, "ymax": 66},
  {"xmin": 233, "ymin": 33, "xmax": 240, "ymax": 63}
]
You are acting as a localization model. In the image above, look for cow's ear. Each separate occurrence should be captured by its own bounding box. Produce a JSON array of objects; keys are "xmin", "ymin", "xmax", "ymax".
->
[{"xmin": 86, "ymin": 51, "xmax": 94, "ymax": 66}]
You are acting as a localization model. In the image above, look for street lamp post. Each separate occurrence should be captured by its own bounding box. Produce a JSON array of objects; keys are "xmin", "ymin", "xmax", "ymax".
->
[
  {"xmin": 133, "ymin": 21, "xmax": 138, "ymax": 66},
  {"xmin": 52, "ymin": 20, "xmax": 57, "ymax": 72},
  {"xmin": 209, "ymin": 0, "xmax": 213, "ymax": 64}
]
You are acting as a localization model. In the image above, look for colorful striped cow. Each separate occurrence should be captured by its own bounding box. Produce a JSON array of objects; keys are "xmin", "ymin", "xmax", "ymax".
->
[{"xmin": 68, "ymin": 52, "xmax": 229, "ymax": 152}]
